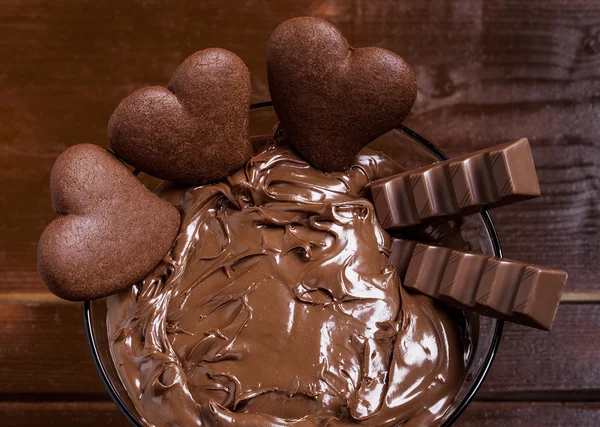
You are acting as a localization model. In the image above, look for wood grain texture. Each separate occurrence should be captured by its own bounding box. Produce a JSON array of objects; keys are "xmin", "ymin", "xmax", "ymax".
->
[
  {"xmin": 0, "ymin": 301, "xmax": 106, "ymax": 394},
  {"xmin": 0, "ymin": 402, "xmax": 130, "ymax": 427},
  {"xmin": 480, "ymin": 303, "xmax": 600, "ymax": 398},
  {"xmin": 0, "ymin": 0, "xmax": 597, "ymax": 292},
  {"xmin": 1, "ymin": 401, "xmax": 599, "ymax": 427},
  {"xmin": 458, "ymin": 402, "xmax": 600, "ymax": 427}
]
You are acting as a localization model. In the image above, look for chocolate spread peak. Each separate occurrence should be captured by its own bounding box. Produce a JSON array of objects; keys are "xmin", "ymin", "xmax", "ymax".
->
[{"xmin": 107, "ymin": 138, "xmax": 473, "ymax": 427}]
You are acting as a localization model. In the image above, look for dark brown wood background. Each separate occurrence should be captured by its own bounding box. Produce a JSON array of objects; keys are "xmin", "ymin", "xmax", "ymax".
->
[{"xmin": 0, "ymin": 0, "xmax": 598, "ymax": 425}]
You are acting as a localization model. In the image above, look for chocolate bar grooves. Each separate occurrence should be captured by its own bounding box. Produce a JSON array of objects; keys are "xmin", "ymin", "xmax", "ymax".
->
[
  {"xmin": 371, "ymin": 138, "xmax": 540, "ymax": 230},
  {"xmin": 393, "ymin": 240, "xmax": 567, "ymax": 330}
]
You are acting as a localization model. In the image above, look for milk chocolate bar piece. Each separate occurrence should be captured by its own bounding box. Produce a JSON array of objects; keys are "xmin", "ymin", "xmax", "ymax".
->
[
  {"xmin": 389, "ymin": 239, "xmax": 567, "ymax": 330},
  {"xmin": 371, "ymin": 138, "xmax": 540, "ymax": 229}
]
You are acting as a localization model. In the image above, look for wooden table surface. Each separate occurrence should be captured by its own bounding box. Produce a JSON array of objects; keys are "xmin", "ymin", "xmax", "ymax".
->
[{"xmin": 1, "ymin": 0, "xmax": 598, "ymax": 425}]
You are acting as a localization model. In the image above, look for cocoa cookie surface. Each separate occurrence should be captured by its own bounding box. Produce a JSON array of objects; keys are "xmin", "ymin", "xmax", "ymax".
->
[
  {"xmin": 38, "ymin": 144, "xmax": 180, "ymax": 301},
  {"xmin": 267, "ymin": 17, "xmax": 417, "ymax": 171},
  {"xmin": 109, "ymin": 48, "xmax": 252, "ymax": 185}
]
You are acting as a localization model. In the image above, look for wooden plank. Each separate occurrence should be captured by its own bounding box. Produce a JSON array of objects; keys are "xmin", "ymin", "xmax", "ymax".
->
[
  {"xmin": 7, "ymin": 290, "xmax": 597, "ymax": 304},
  {"xmin": 458, "ymin": 402, "xmax": 600, "ymax": 427},
  {"xmin": 0, "ymin": 300, "xmax": 106, "ymax": 394},
  {"xmin": 0, "ymin": 300, "xmax": 597, "ymax": 397},
  {"xmin": 0, "ymin": 0, "xmax": 598, "ymax": 292},
  {"xmin": 1, "ymin": 401, "xmax": 599, "ymax": 427},
  {"xmin": 480, "ymin": 303, "xmax": 600, "ymax": 398},
  {"xmin": 0, "ymin": 402, "xmax": 129, "ymax": 427},
  {"xmin": 562, "ymin": 292, "xmax": 600, "ymax": 303}
]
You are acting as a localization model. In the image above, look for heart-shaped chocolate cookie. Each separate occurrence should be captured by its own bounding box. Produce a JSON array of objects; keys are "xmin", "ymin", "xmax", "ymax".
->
[
  {"xmin": 109, "ymin": 48, "xmax": 253, "ymax": 185},
  {"xmin": 37, "ymin": 144, "xmax": 180, "ymax": 301},
  {"xmin": 267, "ymin": 17, "xmax": 418, "ymax": 172}
]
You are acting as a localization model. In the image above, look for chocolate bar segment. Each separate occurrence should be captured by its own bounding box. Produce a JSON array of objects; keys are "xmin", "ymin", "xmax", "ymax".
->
[
  {"xmin": 371, "ymin": 138, "xmax": 540, "ymax": 229},
  {"xmin": 390, "ymin": 239, "xmax": 567, "ymax": 330}
]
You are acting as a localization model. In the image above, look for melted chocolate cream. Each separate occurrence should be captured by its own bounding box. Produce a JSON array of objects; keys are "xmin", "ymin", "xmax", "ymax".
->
[{"xmin": 107, "ymin": 137, "xmax": 474, "ymax": 426}]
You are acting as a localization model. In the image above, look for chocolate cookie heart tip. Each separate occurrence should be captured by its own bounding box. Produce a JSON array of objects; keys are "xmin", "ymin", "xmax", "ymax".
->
[
  {"xmin": 267, "ymin": 17, "xmax": 418, "ymax": 172},
  {"xmin": 109, "ymin": 48, "xmax": 253, "ymax": 186},
  {"xmin": 38, "ymin": 144, "xmax": 181, "ymax": 301}
]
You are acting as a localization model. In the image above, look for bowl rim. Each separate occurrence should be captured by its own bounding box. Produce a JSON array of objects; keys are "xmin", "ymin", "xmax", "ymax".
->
[{"xmin": 83, "ymin": 101, "xmax": 504, "ymax": 427}]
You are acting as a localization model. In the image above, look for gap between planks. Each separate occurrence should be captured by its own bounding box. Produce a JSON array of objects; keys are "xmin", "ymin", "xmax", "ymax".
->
[{"xmin": 0, "ymin": 291, "xmax": 598, "ymax": 304}]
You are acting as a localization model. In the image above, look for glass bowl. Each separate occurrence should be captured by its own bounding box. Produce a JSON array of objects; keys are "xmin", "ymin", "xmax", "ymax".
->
[{"xmin": 84, "ymin": 102, "xmax": 503, "ymax": 426}]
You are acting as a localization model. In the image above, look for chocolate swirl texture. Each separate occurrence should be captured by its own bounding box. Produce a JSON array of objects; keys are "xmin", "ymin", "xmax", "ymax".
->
[{"xmin": 107, "ymin": 138, "xmax": 473, "ymax": 427}]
